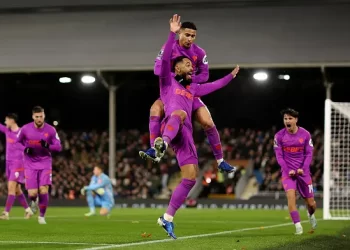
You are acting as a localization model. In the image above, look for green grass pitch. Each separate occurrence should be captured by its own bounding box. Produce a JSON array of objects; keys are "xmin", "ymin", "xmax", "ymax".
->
[{"xmin": 0, "ymin": 207, "xmax": 349, "ymax": 249}]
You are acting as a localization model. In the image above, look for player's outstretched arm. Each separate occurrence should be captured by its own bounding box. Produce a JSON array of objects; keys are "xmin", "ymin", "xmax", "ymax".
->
[
  {"xmin": 85, "ymin": 177, "xmax": 110, "ymax": 191},
  {"xmin": 159, "ymin": 14, "xmax": 181, "ymax": 82},
  {"xmin": 192, "ymin": 65, "xmax": 239, "ymax": 97},
  {"xmin": 301, "ymin": 132, "xmax": 313, "ymax": 169},
  {"xmin": 0, "ymin": 124, "xmax": 6, "ymax": 133}
]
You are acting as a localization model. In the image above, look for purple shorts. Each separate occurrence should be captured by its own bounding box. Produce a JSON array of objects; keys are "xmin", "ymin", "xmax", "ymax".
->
[
  {"xmin": 161, "ymin": 120, "xmax": 198, "ymax": 167},
  {"xmin": 282, "ymin": 174, "xmax": 314, "ymax": 199},
  {"xmin": 157, "ymin": 97, "xmax": 206, "ymax": 112},
  {"xmin": 6, "ymin": 161, "xmax": 25, "ymax": 184},
  {"xmin": 25, "ymin": 169, "xmax": 52, "ymax": 190}
]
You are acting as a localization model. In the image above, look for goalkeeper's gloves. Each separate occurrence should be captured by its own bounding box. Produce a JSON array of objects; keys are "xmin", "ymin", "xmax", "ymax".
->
[
  {"xmin": 80, "ymin": 186, "xmax": 88, "ymax": 196},
  {"xmin": 95, "ymin": 188, "xmax": 105, "ymax": 196},
  {"xmin": 24, "ymin": 147, "xmax": 33, "ymax": 155},
  {"xmin": 40, "ymin": 139, "xmax": 49, "ymax": 149}
]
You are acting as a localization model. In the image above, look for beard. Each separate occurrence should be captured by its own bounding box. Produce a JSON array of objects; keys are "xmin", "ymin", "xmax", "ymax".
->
[{"xmin": 175, "ymin": 73, "xmax": 192, "ymax": 87}]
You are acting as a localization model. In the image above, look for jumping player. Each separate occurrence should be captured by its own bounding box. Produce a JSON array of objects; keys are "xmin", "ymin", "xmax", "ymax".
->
[{"xmin": 273, "ymin": 108, "xmax": 317, "ymax": 235}]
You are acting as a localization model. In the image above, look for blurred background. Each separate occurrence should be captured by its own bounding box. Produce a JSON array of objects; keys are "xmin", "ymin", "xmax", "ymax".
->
[{"xmin": 0, "ymin": 0, "xmax": 350, "ymax": 209}]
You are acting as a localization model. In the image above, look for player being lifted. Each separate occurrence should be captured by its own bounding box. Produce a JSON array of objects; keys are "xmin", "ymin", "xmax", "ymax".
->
[
  {"xmin": 0, "ymin": 114, "xmax": 33, "ymax": 220},
  {"xmin": 81, "ymin": 165, "xmax": 115, "ymax": 217},
  {"xmin": 16, "ymin": 106, "xmax": 62, "ymax": 224},
  {"xmin": 141, "ymin": 14, "xmax": 239, "ymax": 239},
  {"xmin": 142, "ymin": 19, "xmax": 235, "ymax": 173},
  {"xmin": 273, "ymin": 108, "xmax": 317, "ymax": 235}
]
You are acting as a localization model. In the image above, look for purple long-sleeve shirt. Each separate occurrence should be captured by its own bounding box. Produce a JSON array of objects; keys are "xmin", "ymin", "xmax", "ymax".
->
[
  {"xmin": 16, "ymin": 122, "xmax": 62, "ymax": 170},
  {"xmin": 273, "ymin": 127, "xmax": 313, "ymax": 177},
  {"xmin": 154, "ymin": 37, "xmax": 209, "ymax": 84},
  {"xmin": 0, "ymin": 124, "xmax": 24, "ymax": 162},
  {"xmin": 159, "ymin": 32, "xmax": 233, "ymax": 125}
]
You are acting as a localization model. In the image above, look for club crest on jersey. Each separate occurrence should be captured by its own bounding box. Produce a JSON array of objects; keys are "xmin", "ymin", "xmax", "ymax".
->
[
  {"xmin": 44, "ymin": 133, "xmax": 49, "ymax": 138},
  {"xmin": 299, "ymin": 138, "xmax": 304, "ymax": 144},
  {"xmin": 192, "ymin": 55, "xmax": 197, "ymax": 61}
]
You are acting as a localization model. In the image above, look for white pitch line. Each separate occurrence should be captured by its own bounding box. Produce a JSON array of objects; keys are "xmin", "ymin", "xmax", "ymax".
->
[
  {"xmin": 0, "ymin": 241, "xmax": 113, "ymax": 246},
  {"xmin": 81, "ymin": 219, "xmax": 321, "ymax": 250}
]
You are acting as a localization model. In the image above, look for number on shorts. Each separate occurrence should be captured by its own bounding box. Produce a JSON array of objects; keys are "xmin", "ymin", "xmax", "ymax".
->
[{"xmin": 308, "ymin": 184, "xmax": 313, "ymax": 193}]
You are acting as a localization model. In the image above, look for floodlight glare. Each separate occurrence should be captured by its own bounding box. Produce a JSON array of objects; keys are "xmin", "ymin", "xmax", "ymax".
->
[
  {"xmin": 59, "ymin": 77, "xmax": 71, "ymax": 83},
  {"xmin": 253, "ymin": 72, "xmax": 268, "ymax": 81},
  {"xmin": 81, "ymin": 75, "xmax": 96, "ymax": 84}
]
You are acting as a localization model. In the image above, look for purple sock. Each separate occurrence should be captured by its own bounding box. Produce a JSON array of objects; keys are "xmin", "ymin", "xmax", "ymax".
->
[
  {"xmin": 290, "ymin": 210, "xmax": 301, "ymax": 224},
  {"xmin": 205, "ymin": 126, "xmax": 223, "ymax": 160},
  {"xmin": 162, "ymin": 115, "xmax": 182, "ymax": 145},
  {"xmin": 29, "ymin": 195, "xmax": 37, "ymax": 202},
  {"xmin": 5, "ymin": 195, "xmax": 16, "ymax": 213},
  {"xmin": 17, "ymin": 193, "xmax": 29, "ymax": 209},
  {"xmin": 149, "ymin": 116, "xmax": 161, "ymax": 147},
  {"xmin": 39, "ymin": 194, "xmax": 49, "ymax": 217},
  {"xmin": 166, "ymin": 179, "xmax": 196, "ymax": 217}
]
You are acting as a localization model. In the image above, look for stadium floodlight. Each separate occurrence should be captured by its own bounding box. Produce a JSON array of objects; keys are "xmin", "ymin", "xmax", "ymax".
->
[
  {"xmin": 278, "ymin": 74, "xmax": 290, "ymax": 80},
  {"xmin": 53, "ymin": 121, "xmax": 58, "ymax": 126},
  {"xmin": 253, "ymin": 72, "xmax": 268, "ymax": 81},
  {"xmin": 59, "ymin": 77, "xmax": 71, "ymax": 83},
  {"xmin": 81, "ymin": 75, "xmax": 96, "ymax": 84}
]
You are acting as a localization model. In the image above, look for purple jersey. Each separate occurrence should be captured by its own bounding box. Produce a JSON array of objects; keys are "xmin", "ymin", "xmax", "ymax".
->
[
  {"xmin": 0, "ymin": 124, "xmax": 24, "ymax": 162},
  {"xmin": 16, "ymin": 122, "xmax": 62, "ymax": 170},
  {"xmin": 273, "ymin": 127, "xmax": 313, "ymax": 177},
  {"xmin": 159, "ymin": 32, "xmax": 233, "ymax": 127},
  {"xmin": 154, "ymin": 38, "xmax": 209, "ymax": 84}
]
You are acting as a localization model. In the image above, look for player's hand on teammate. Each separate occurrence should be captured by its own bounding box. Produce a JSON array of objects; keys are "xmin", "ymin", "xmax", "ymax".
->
[
  {"xmin": 231, "ymin": 65, "xmax": 240, "ymax": 78},
  {"xmin": 40, "ymin": 139, "xmax": 49, "ymax": 149},
  {"xmin": 297, "ymin": 168, "xmax": 304, "ymax": 176},
  {"xmin": 169, "ymin": 14, "xmax": 181, "ymax": 33}
]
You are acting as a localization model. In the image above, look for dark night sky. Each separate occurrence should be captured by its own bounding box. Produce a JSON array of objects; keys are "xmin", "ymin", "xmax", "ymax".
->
[{"xmin": 0, "ymin": 67, "xmax": 349, "ymax": 132}]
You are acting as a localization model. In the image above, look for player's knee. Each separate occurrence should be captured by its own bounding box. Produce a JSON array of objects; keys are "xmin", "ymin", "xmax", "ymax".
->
[
  {"xmin": 28, "ymin": 189, "xmax": 38, "ymax": 197},
  {"xmin": 171, "ymin": 110, "xmax": 187, "ymax": 123},
  {"xmin": 39, "ymin": 186, "xmax": 48, "ymax": 194},
  {"xmin": 150, "ymin": 100, "xmax": 164, "ymax": 117},
  {"xmin": 7, "ymin": 181, "xmax": 17, "ymax": 195},
  {"xmin": 15, "ymin": 185, "xmax": 22, "ymax": 196},
  {"xmin": 195, "ymin": 107, "xmax": 214, "ymax": 130},
  {"xmin": 100, "ymin": 208, "xmax": 109, "ymax": 216},
  {"xmin": 181, "ymin": 164, "xmax": 199, "ymax": 180}
]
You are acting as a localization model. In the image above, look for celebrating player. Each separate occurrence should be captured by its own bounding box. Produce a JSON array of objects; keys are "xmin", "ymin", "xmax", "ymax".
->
[
  {"xmin": 16, "ymin": 106, "xmax": 62, "ymax": 224},
  {"xmin": 141, "ymin": 14, "xmax": 239, "ymax": 239},
  {"xmin": 273, "ymin": 108, "xmax": 317, "ymax": 235},
  {"xmin": 0, "ymin": 114, "xmax": 33, "ymax": 220},
  {"xmin": 81, "ymin": 165, "xmax": 115, "ymax": 217},
  {"xmin": 145, "ymin": 19, "xmax": 235, "ymax": 173}
]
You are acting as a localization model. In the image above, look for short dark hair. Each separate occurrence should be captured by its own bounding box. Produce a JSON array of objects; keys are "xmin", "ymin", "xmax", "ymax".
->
[
  {"xmin": 95, "ymin": 165, "xmax": 104, "ymax": 171},
  {"xmin": 281, "ymin": 108, "xmax": 299, "ymax": 118},
  {"xmin": 172, "ymin": 56, "xmax": 190, "ymax": 72},
  {"xmin": 181, "ymin": 22, "xmax": 197, "ymax": 30},
  {"xmin": 32, "ymin": 106, "xmax": 44, "ymax": 114},
  {"xmin": 6, "ymin": 113, "xmax": 18, "ymax": 123}
]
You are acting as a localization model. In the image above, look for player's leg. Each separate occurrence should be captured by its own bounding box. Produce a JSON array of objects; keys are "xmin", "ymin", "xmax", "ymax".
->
[
  {"xmin": 139, "ymin": 99, "xmax": 165, "ymax": 162},
  {"xmin": 36, "ymin": 170, "xmax": 52, "ymax": 224},
  {"xmin": 283, "ymin": 176, "xmax": 303, "ymax": 235},
  {"xmin": 100, "ymin": 200, "xmax": 112, "ymax": 217},
  {"xmin": 141, "ymin": 110, "xmax": 187, "ymax": 162},
  {"xmin": 157, "ymin": 130, "xmax": 198, "ymax": 239},
  {"xmin": 0, "ymin": 180, "xmax": 16, "ymax": 220},
  {"xmin": 296, "ymin": 174, "xmax": 317, "ymax": 231},
  {"xmin": 193, "ymin": 98, "xmax": 236, "ymax": 173},
  {"xmin": 15, "ymin": 184, "xmax": 33, "ymax": 219},
  {"xmin": 85, "ymin": 190, "xmax": 98, "ymax": 216},
  {"xmin": 25, "ymin": 169, "xmax": 39, "ymax": 214}
]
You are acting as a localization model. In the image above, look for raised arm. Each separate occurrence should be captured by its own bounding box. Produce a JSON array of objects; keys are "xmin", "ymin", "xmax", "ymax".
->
[
  {"xmin": 191, "ymin": 66, "xmax": 239, "ymax": 97},
  {"xmin": 302, "ymin": 132, "xmax": 313, "ymax": 170},
  {"xmin": 273, "ymin": 134, "xmax": 289, "ymax": 170},
  {"xmin": 191, "ymin": 50, "xmax": 209, "ymax": 83}
]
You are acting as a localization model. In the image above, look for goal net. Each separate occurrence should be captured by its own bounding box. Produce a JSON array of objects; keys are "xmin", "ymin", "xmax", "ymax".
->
[{"xmin": 323, "ymin": 99, "xmax": 350, "ymax": 220}]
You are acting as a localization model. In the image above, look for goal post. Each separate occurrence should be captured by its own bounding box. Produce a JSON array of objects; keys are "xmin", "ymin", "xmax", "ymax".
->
[{"xmin": 323, "ymin": 99, "xmax": 350, "ymax": 220}]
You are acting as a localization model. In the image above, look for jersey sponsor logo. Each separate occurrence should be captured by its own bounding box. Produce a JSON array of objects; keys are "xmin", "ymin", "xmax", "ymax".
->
[
  {"xmin": 6, "ymin": 137, "xmax": 15, "ymax": 143},
  {"xmin": 202, "ymin": 55, "xmax": 208, "ymax": 64},
  {"xmin": 309, "ymin": 139, "xmax": 313, "ymax": 147},
  {"xmin": 282, "ymin": 146, "xmax": 303, "ymax": 153},
  {"xmin": 175, "ymin": 88, "xmax": 193, "ymax": 100},
  {"xmin": 156, "ymin": 49, "xmax": 164, "ymax": 60}
]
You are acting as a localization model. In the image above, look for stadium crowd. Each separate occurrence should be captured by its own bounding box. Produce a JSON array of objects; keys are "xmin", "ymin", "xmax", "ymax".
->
[{"xmin": 0, "ymin": 126, "xmax": 324, "ymax": 199}]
